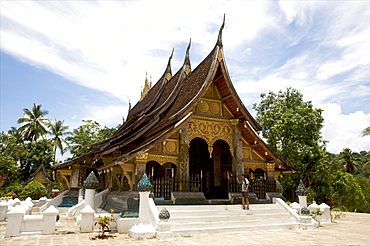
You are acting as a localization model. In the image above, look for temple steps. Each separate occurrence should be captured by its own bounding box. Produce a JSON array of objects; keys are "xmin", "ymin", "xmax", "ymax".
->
[{"xmin": 156, "ymin": 204, "xmax": 299, "ymax": 236}]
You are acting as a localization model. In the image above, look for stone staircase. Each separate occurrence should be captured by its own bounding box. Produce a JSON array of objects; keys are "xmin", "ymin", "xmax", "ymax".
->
[{"xmin": 156, "ymin": 203, "xmax": 299, "ymax": 236}]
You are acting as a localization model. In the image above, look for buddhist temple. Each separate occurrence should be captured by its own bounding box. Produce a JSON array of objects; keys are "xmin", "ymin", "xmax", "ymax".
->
[{"xmin": 51, "ymin": 17, "xmax": 293, "ymax": 203}]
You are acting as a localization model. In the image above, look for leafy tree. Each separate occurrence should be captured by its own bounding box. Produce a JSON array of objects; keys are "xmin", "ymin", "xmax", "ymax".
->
[
  {"xmin": 363, "ymin": 153, "xmax": 370, "ymax": 171},
  {"xmin": 309, "ymin": 151, "xmax": 339, "ymax": 205},
  {"xmin": 355, "ymin": 175, "xmax": 370, "ymax": 208},
  {"xmin": 0, "ymin": 131, "xmax": 26, "ymax": 185},
  {"xmin": 253, "ymin": 87, "xmax": 325, "ymax": 199},
  {"xmin": 17, "ymin": 103, "xmax": 50, "ymax": 142},
  {"xmin": 338, "ymin": 148, "xmax": 361, "ymax": 174},
  {"xmin": 361, "ymin": 127, "xmax": 370, "ymax": 170},
  {"xmin": 331, "ymin": 171, "xmax": 370, "ymax": 212},
  {"xmin": 66, "ymin": 120, "xmax": 120, "ymax": 159},
  {"xmin": 19, "ymin": 139, "xmax": 54, "ymax": 180},
  {"xmin": 48, "ymin": 119, "xmax": 71, "ymax": 163},
  {"xmin": 19, "ymin": 180, "xmax": 48, "ymax": 200},
  {"xmin": 0, "ymin": 154, "xmax": 21, "ymax": 185}
]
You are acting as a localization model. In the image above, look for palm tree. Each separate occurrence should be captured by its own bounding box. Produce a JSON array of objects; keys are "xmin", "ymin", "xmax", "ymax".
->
[
  {"xmin": 48, "ymin": 119, "xmax": 71, "ymax": 163},
  {"xmin": 338, "ymin": 148, "xmax": 361, "ymax": 174},
  {"xmin": 17, "ymin": 103, "xmax": 50, "ymax": 142},
  {"xmin": 361, "ymin": 126, "xmax": 370, "ymax": 137},
  {"xmin": 361, "ymin": 126, "xmax": 370, "ymax": 170}
]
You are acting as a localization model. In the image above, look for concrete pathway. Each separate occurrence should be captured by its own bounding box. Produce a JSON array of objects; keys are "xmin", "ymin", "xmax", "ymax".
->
[{"xmin": 1, "ymin": 212, "xmax": 369, "ymax": 245}]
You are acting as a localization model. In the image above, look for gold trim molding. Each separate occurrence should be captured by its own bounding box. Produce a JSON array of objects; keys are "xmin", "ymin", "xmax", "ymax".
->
[{"xmin": 147, "ymin": 154, "xmax": 178, "ymax": 166}]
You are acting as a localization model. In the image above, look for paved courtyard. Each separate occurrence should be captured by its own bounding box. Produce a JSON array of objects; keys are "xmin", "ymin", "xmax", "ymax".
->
[{"xmin": 1, "ymin": 212, "xmax": 369, "ymax": 245}]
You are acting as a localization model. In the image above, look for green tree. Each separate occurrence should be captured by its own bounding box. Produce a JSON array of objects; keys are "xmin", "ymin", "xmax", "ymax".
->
[
  {"xmin": 331, "ymin": 171, "xmax": 370, "ymax": 212},
  {"xmin": 66, "ymin": 120, "xmax": 119, "ymax": 159},
  {"xmin": 0, "ymin": 131, "xmax": 26, "ymax": 186},
  {"xmin": 19, "ymin": 139, "xmax": 54, "ymax": 180},
  {"xmin": 338, "ymin": 148, "xmax": 361, "ymax": 174},
  {"xmin": 253, "ymin": 87, "xmax": 325, "ymax": 199},
  {"xmin": 361, "ymin": 127, "xmax": 370, "ymax": 170},
  {"xmin": 66, "ymin": 120, "xmax": 103, "ymax": 158},
  {"xmin": 19, "ymin": 180, "xmax": 48, "ymax": 200},
  {"xmin": 48, "ymin": 119, "xmax": 71, "ymax": 163},
  {"xmin": 310, "ymin": 151, "xmax": 339, "ymax": 205},
  {"xmin": 17, "ymin": 103, "xmax": 50, "ymax": 142}
]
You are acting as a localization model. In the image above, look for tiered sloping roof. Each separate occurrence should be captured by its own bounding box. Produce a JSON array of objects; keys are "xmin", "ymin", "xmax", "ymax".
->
[{"xmin": 52, "ymin": 17, "xmax": 293, "ymax": 172}]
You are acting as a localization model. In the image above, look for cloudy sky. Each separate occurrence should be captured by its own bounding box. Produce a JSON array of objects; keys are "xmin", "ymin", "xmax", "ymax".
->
[{"xmin": 1, "ymin": 1, "xmax": 370, "ymax": 156}]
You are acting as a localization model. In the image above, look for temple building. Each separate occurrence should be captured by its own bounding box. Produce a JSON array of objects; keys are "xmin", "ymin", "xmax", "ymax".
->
[{"xmin": 51, "ymin": 19, "xmax": 293, "ymax": 202}]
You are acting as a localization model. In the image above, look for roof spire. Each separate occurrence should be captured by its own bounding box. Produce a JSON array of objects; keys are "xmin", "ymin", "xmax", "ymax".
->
[
  {"xmin": 140, "ymin": 73, "xmax": 152, "ymax": 101},
  {"xmin": 217, "ymin": 14, "xmax": 225, "ymax": 47},
  {"xmin": 165, "ymin": 48, "xmax": 174, "ymax": 81},
  {"xmin": 184, "ymin": 39, "xmax": 191, "ymax": 76}
]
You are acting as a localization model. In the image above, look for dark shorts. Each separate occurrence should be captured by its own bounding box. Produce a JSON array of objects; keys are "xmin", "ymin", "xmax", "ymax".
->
[{"xmin": 241, "ymin": 192, "xmax": 248, "ymax": 198}]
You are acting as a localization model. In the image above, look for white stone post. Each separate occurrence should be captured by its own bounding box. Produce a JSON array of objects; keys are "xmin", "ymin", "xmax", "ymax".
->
[
  {"xmin": 295, "ymin": 180, "xmax": 308, "ymax": 215},
  {"xmin": 78, "ymin": 188, "xmax": 84, "ymax": 203},
  {"xmin": 298, "ymin": 195, "xmax": 307, "ymax": 214},
  {"xmin": 80, "ymin": 205, "xmax": 95, "ymax": 233},
  {"xmin": 156, "ymin": 208, "xmax": 172, "ymax": 239},
  {"xmin": 129, "ymin": 174, "xmax": 156, "ymax": 240},
  {"xmin": 42, "ymin": 205, "xmax": 59, "ymax": 235},
  {"xmin": 84, "ymin": 189, "xmax": 96, "ymax": 209},
  {"xmin": 139, "ymin": 191, "xmax": 150, "ymax": 224},
  {"xmin": 319, "ymin": 203, "xmax": 331, "ymax": 223},
  {"xmin": 0, "ymin": 201, "xmax": 8, "ymax": 220},
  {"xmin": 83, "ymin": 171, "xmax": 99, "ymax": 210},
  {"xmin": 5, "ymin": 206, "xmax": 25, "ymax": 237}
]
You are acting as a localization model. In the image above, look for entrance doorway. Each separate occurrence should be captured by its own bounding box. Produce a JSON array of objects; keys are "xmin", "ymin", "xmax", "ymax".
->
[
  {"xmin": 189, "ymin": 138, "xmax": 233, "ymax": 199},
  {"xmin": 189, "ymin": 138, "xmax": 213, "ymax": 198},
  {"xmin": 213, "ymin": 140, "xmax": 232, "ymax": 199}
]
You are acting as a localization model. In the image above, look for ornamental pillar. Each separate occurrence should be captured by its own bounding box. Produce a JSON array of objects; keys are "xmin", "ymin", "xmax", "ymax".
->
[
  {"xmin": 231, "ymin": 120, "xmax": 243, "ymax": 177},
  {"xmin": 179, "ymin": 126, "xmax": 190, "ymax": 180}
]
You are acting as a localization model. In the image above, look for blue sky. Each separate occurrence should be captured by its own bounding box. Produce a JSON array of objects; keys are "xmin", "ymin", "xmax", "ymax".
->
[{"xmin": 1, "ymin": 1, "xmax": 370, "ymax": 158}]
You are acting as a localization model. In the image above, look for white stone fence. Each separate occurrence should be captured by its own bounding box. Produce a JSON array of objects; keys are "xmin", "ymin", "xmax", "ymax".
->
[
  {"xmin": 289, "ymin": 201, "xmax": 331, "ymax": 224},
  {"xmin": 5, "ymin": 205, "xmax": 59, "ymax": 237},
  {"xmin": 0, "ymin": 197, "xmax": 34, "ymax": 220}
]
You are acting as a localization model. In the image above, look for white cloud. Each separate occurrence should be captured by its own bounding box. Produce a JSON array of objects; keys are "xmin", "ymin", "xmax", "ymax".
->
[
  {"xmin": 319, "ymin": 103, "xmax": 370, "ymax": 153},
  {"xmin": 83, "ymin": 104, "xmax": 127, "ymax": 128}
]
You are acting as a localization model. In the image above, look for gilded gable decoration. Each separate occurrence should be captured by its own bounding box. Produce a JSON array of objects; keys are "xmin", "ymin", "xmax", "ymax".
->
[{"xmin": 188, "ymin": 119, "xmax": 232, "ymax": 153}]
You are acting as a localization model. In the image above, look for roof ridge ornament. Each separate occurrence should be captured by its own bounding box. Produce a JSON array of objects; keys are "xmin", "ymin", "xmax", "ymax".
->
[
  {"xmin": 217, "ymin": 14, "xmax": 226, "ymax": 47},
  {"xmin": 165, "ymin": 48, "xmax": 174, "ymax": 81},
  {"xmin": 184, "ymin": 39, "xmax": 191, "ymax": 76}
]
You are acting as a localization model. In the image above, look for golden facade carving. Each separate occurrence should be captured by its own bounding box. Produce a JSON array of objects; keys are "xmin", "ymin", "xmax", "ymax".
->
[
  {"xmin": 217, "ymin": 50, "xmax": 223, "ymax": 62},
  {"xmin": 266, "ymin": 163, "xmax": 275, "ymax": 171},
  {"xmin": 147, "ymin": 154, "xmax": 178, "ymax": 166},
  {"xmin": 243, "ymin": 147, "xmax": 251, "ymax": 159},
  {"xmin": 244, "ymin": 162, "xmax": 265, "ymax": 172},
  {"xmin": 188, "ymin": 118, "xmax": 233, "ymax": 152},
  {"xmin": 196, "ymin": 99, "xmax": 222, "ymax": 116},
  {"xmin": 164, "ymin": 140, "xmax": 178, "ymax": 153}
]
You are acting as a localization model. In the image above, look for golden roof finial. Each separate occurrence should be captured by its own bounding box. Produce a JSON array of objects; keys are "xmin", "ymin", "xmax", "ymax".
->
[{"xmin": 140, "ymin": 72, "xmax": 152, "ymax": 101}]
